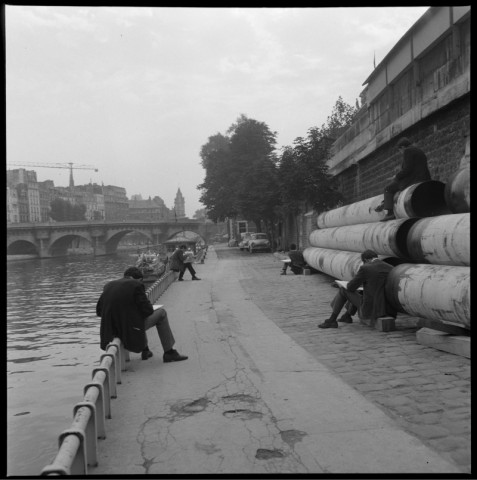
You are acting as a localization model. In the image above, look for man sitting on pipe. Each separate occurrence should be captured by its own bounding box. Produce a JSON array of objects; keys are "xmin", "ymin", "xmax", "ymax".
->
[
  {"xmin": 318, "ymin": 250, "xmax": 397, "ymax": 329},
  {"xmin": 375, "ymin": 136, "xmax": 431, "ymax": 221},
  {"xmin": 97, "ymin": 266, "xmax": 188, "ymax": 363},
  {"xmin": 281, "ymin": 243, "xmax": 307, "ymax": 275}
]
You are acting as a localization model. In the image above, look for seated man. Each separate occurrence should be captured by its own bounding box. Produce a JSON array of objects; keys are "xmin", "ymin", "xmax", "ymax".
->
[
  {"xmin": 318, "ymin": 250, "xmax": 397, "ymax": 329},
  {"xmin": 281, "ymin": 243, "xmax": 307, "ymax": 275},
  {"xmin": 96, "ymin": 266, "xmax": 188, "ymax": 363},
  {"xmin": 375, "ymin": 137, "xmax": 431, "ymax": 221}
]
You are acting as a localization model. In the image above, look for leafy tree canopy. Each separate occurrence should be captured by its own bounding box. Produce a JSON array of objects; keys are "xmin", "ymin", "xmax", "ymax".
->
[
  {"xmin": 198, "ymin": 115, "xmax": 280, "ymax": 231},
  {"xmin": 49, "ymin": 198, "xmax": 87, "ymax": 221}
]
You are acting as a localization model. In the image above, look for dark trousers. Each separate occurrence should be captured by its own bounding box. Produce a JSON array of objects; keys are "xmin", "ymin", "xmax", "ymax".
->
[
  {"xmin": 179, "ymin": 262, "xmax": 196, "ymax": 279},
  {"xmin": 331, "ymin": 287, "xmax": 362, "ymax": 317},
  {"xmin": 143, "ymin": 307, "xmax": 175, "ymax": 352},
  {"xmin": 383, "ymin": 181, "xmax": 401, "ymax": 211}
]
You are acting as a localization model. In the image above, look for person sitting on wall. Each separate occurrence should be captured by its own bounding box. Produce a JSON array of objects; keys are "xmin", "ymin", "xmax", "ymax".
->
[
  {"xmin": 318, "ymin": 249, "xmax": 397, "ymax": 329},
  {"xmin": 375, "ymin": 137, "xmax": 431, "ymax": 221},
  {"xmin": 281, "ymin": 243, "xmax": 307, "ymax": 275},
  {"xmin": 96, "ymin": 266, "xmax": 188, "ymax": 363}
]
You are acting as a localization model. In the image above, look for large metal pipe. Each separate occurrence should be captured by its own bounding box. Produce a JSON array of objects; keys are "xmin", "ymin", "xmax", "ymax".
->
[
  {"xmin": 385, "ymin": 264, "xmax": 470, "ymax": 329},
  {"xmin": 406, "ymin": 213, "xmax": 470, "ymax": 266},
  {"xmin": 316, "ymin": 195, "xmax": 385, "ymax": 229},
  {"xmin": 303, "ymin": 247, "xmax": 402, "ymax": 281},
  {"xmin": 393, "ymin": 181, "xmax": 451, "ymax": 218},
  {"xmin": 309, "ymin": 218, "xmax": 419, "ymax": 258},
  {"xmin": 444, "ymin": 164, "xmax": 470, "ymax": 213},
  {"xmin": 317, "ymin": 180, "xmax": 450, "ymax": 229},
  {"xmin": 304, "ymin": 247, "xmax": 363, "ymax": 280}
]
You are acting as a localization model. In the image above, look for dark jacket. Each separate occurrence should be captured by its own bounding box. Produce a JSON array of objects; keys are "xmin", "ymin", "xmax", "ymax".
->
[
  {"xmin": 347, "ymin": 259, "xmax": 397, "ymax": 321},
  {"xmin": 288, "ymin": 250, "xmax": 306, "ymax": 267},
  {"xmin": 169, "ymin": 248, "xmax": 185, "ymax": 272},
  {"xmin": 96, "ymin": 277, "xmax": 153, "ymax": 353},
  {"xmin": 394, "ymin": 145, "xmax": 431, "ymax": 190}
]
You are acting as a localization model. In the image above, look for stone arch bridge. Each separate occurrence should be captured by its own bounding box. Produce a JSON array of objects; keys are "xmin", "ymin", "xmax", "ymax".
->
[{"xmin": 7, "ymin": 220, "xmax": 221, "ymax": 258}]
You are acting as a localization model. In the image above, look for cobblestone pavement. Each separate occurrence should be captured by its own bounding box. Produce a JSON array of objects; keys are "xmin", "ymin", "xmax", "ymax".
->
[{"xmin": 214, "ymin": 245, "xmax": 471, "ymax": 473}]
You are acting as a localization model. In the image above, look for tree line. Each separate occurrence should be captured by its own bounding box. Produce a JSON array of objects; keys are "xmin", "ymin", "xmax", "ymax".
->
[{"xmin": 198, "ymin": 96, "xmax": 359, "ymax": 240}]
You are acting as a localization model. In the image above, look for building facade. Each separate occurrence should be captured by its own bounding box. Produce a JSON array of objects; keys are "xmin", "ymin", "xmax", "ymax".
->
[
  {"xmin": 127, "ymin": 195, "xmax": 171, "ymax": 221},
  {"xmin": 290, "ymin": 6, "xmax": 470, "ymax": 250}
]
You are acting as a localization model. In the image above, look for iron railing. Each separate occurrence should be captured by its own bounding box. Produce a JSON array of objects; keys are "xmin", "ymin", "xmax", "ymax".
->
[{"xmin": 40, "ymin": 267, "xmax": 179, "ymax": 476}]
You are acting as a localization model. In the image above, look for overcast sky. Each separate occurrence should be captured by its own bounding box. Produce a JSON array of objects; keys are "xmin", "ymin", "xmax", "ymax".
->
[{"xmin": 6, "ymin": 6, "xmax": 429, "ymax": 217}]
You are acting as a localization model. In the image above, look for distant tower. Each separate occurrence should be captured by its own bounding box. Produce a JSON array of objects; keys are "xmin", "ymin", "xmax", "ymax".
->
[{"xmin": 174, "ymin": 188, "xmax": 186, "ymax": 218}]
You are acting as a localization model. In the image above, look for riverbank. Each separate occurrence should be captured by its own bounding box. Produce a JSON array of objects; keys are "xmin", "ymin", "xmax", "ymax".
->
[{"xmin": 87, "ymin": 244, "xmax": 469, "ymax": 474}]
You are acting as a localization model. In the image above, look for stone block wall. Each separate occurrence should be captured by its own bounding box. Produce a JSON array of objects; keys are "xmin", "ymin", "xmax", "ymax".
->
[{"xmin": 335, "ymin": 95, "xmax": 470, "ymax": 205}]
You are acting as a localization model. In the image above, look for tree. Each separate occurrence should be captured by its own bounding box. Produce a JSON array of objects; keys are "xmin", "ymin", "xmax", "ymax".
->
[
  {"xmin": 198, "ymin": 115, "xmax": 280, "ymax": 235},
  {"xmin": 49, "ymin": 198, "xmax": 87, "ymax": 221},
  {"xmin": 193, "ymin": 208, "xmax": 208, "ymax": 221}
]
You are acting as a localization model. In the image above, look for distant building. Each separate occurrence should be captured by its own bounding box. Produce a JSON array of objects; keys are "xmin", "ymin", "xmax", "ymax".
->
[
  {"xmin": 174, "ymin": 188, "xmax": 186, "ymax": 219},
  {"xmin": 6, "ymin": 186, "xmax": 19, "ymax": 223},
  {"xmin": 127, "ymin": 195, "xmax": 171, "ymax": 221},
  {"xmin": 102, "ymin": 184, "xmax": 129, "ymax": 221},
  {"xmin": 74, "ymin": 184, "xmax": 105, "ymax": 220}
]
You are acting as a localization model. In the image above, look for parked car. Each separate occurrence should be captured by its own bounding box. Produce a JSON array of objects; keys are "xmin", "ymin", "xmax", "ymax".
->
[
  {"xmin": 238, "ymin": 232, "xmax": 253, "ymax": 251},
  {"xmin": 247, "ymin": 233, "xmax": 271, "ymax": 253}
]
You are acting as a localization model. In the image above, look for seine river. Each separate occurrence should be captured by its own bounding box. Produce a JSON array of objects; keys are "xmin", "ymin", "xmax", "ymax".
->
[{"xmin": 7, "ymin": 251, "xmax": 138, "ymax": 476}]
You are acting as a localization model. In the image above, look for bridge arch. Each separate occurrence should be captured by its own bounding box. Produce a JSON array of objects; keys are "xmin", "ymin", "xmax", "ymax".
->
[
  {"xmin": 49, "ymin": 233, "xmax": 93, "ymax": 257},
  {"xmin": 7, "ymin": 239, "xmax": 39, "ymax": 256},
  {"xmin": 104, "ymin": 229, "xmax": 155, "ymax": 255}
]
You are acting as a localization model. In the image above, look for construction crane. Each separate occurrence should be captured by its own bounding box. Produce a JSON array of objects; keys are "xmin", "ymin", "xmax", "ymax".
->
[{"xmin": 6, "ymin": 162, "xmax": 99, "ymax": 187}]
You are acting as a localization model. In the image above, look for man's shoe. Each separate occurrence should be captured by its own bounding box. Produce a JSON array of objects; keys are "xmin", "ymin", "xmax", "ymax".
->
[
  {"xmin": 380, "ymin": 212, "xmax": 396, "ymax": 222},
  {"xmin": 192, "ymin": 276, "xmax": 201, "ymax": 280},
  {"xmin": 280, "ymin": 271, "xmax": 286, "ymax": 275},
  {"xmin": 163, "ymin": 349, "xmax": 188, "ymax": 363},
  {"xmin": 141, "ymin": 349, "xmax": 153, "ymax": 360},
  {"xmin": 178, "ymin": 278, "xmax": 184, "ymax": 281},
  {"xmin": 318, "ymin": 319, "xmax": 339, "ymax": 329},
  {"xmin": 338, "ymin": 313, "xmax": 353, "ymax": 323},
  {"xmin": 374, "ymin": 202, "xmax": 385, "ymax": 212}
]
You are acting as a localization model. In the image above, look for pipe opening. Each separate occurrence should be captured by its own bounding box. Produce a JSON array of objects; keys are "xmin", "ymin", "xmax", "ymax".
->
[
  {"xmin": 410, "ymin": 181, "xmax": 451, "ymax": 217},
  {"xmin": 395, "ymin": 218, "xmax": 420, "ymax": 259}
]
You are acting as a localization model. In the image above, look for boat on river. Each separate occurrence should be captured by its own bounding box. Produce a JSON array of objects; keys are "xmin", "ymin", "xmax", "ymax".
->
[{"xmin": 135, "ymin": 251, "xmax": 167, "ymax": 287}]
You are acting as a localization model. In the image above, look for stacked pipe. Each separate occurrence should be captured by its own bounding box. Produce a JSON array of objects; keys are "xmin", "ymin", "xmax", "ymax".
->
[{"xmin": 304, "ymin": 176, "xmax": 470, "ymax": 330}]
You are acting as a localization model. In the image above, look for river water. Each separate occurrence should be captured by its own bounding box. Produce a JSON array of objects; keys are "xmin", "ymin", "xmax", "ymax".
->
[{"xmin": 6, "ymin": 251, "xmax": 138, "ymax": 476}]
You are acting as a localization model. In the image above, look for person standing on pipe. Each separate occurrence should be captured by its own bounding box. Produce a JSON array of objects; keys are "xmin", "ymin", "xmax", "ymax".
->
[
  {"xmin": 318, "ymin": 250, "xmax": 397, "ymax": 329},
  {"xmin": 375, "ymin": 137, "xmax": 431, "ymax": 221}
]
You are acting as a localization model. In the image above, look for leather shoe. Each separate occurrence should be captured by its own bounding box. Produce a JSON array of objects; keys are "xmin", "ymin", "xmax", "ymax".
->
[
  {"xmin": 178, "ymin": 278, "xmax": 184, "ymax": 281},
  {"xmin": 141, "ymin": 349, "xmax": 153, "ymax": 360},
  {"xmin": 374, "ymin": 202, "xmax": 385, "ymax": 212},
  {"xmin": 318, "ymin": 319, "xmax": 338, "ymax": 329},
  {"xmin": 338, "ymin": 313, "xmax": 353, "ymax": 323},
  {"xmin": 163, "ymin": 349, "xmax": 188, "ymax": 363}
]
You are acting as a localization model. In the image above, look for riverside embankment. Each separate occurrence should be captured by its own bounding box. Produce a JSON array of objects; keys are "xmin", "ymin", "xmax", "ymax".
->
[{"xmin": 85, "ymin": 244, "xmax": 469, "ymax": 475}]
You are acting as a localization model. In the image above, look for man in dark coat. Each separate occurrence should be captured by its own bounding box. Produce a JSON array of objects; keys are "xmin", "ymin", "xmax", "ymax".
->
[
  {"xmin": 96, "ymin": 266, "xmax": 188, "ymax": 362},
  {"xmin": 281, "ymin": 243, "xmax": 307, "ymax": 275},
  {"xmin": 318, "ymin": 250, "xmax": 397, "ymax": 329},
  {"xmin": 169, "ymin": 245, "xmax": 200, "ymax": 281},
  {"xmin": 375, "ymin": 137, "xmax": 431, "ymax": 221}
]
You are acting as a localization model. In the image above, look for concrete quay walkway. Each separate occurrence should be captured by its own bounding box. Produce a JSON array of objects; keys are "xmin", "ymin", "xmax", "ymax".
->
[{"xmin": 90, "ymin": 244, "xmax": 470, "ymax": 475}]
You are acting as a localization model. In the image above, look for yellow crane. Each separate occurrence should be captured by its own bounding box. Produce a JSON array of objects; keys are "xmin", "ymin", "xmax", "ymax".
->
[{"xmin": 7, "ymin": 162, "xmax": 99, "ymax": 187}]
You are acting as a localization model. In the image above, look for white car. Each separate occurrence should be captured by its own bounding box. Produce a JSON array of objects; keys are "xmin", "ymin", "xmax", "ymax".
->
[
  {"xmin": 238, "ymin": 232, "xmax": 253, "ymax": 251},
  {"xmin": 247, "ymin": 233, "xmax": 271, "ymax": 253}
]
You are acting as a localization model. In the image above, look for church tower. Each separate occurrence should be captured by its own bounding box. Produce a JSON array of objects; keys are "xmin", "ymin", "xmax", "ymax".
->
[{"xmin": 174, "ymin": 188, "xmax": 186, "ymax": 219}]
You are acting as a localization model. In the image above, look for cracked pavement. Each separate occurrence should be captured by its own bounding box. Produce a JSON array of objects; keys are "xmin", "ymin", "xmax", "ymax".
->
[{"xmin": 90, "ymin": 245, "xmax": 467, "ymax": 475}]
